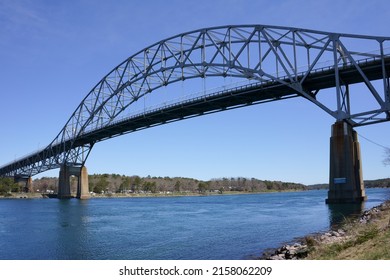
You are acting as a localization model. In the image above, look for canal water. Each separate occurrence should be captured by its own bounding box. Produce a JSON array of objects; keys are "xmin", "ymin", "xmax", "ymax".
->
[{"xmin": 0, "ymin": 188, "xmax": 389, "ymax": 260}]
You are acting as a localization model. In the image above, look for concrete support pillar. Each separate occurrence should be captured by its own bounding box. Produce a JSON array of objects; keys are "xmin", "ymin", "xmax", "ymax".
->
[
  {"xmin": 58, "ymin": 165, "xmax": 72, "ymax": 199},
  {"xmin": 26, "ymin": 177, "xmax": 33, "ymax": 193},
  {"xmin": 14, "ymin": 176, "xmax": 33, "ymax": 193},
  {"xmin": 326, "ymin": 121, "xmax": 367, "ymax": 204},
  {"xmin": 58, "ymin": 164, "xmax": 90, "ymax": 199},
  {"xmin": 77, "ymin": 166, "xmax": 90, "ymax": 200}
]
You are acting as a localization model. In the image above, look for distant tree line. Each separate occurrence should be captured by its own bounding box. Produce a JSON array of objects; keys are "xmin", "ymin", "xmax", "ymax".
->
[
  {"xmin": 3, "ymin": 175, "xmax": 390, "ymax": 196},
  {"xmin": 27, "ymin": 174, "xmax": 308, "ymax": 195},
  {"xmin": 364, "ymin": 178, "xmax": 390, "ymax": 188},
  {"xmin": 87, "ymin": 174, "xmax": 310, "ymax": 194}
]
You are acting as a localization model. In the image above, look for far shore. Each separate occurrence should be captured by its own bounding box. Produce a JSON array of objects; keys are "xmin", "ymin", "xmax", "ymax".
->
[{"xmin": 0, "ymin": 188, "xmax": 310, "ymax": 199}]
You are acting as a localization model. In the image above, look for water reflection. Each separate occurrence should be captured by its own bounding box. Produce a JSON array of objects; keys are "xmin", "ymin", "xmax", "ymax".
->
[
  {"xmin": 327, "ymin": 203, "xmax": 365, "ymax": 227},
  {"xmin": 55, "ymin": 199, "xmax": 91, "ymax": 259}
]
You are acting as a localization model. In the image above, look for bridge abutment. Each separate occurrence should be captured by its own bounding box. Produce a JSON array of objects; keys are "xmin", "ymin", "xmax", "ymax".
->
[
  {"xmin": 26, "ymin": 177, "xmax": 33, "ymax": 193},
  {"xmin": 326, "ymin": 121, "xmax": 366, "ymax": 204},
  {"xmin": 14, "ymin": 176, "xmax": 33, "ymax": 193},
  {"xmin": 58, "ymin": 165, "xmax": 90, "ymax": 199}
]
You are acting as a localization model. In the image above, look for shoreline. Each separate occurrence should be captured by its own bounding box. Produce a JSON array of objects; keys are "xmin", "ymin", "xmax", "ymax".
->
[
  {"xmin": 261, "ymin": 199, "xmax": 390, "ymax": 260},
  {"xmin": 0, "ymin": 188, "xmax": 308, "ymax": 199}
]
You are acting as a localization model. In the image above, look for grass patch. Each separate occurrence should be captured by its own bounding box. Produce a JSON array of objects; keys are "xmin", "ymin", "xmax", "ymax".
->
[
  {"xmin": 310, "ymin": 239, "xmax": 355, "ymax": 260},
  {"xmin": 308, "ymin": 216, "xmax": 390, "ymax": 259},
  {"xmin": 355, "ymin": 225, "xmax": 379, "ymax": 244}
]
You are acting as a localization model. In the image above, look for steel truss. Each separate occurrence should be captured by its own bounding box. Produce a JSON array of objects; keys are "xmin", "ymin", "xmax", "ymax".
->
[{"xmin": 1, "ymin": 25, "xmax": 390, "ymax": 178}]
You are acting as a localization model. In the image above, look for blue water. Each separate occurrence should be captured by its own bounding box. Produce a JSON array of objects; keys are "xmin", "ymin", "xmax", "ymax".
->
[{"xmin": 0, "ymin": 188, "xmax": 389, "ymax": 260}]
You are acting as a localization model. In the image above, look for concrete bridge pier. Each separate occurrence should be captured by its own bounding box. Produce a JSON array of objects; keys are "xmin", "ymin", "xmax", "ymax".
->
[
  {"xmin": 78, "ymin": 166, "xmax": 90, "ymax": 199},
  {"xmin": 14, "ymin": 176, "xmax": 33, "ymax": 193},
  {"xmin": 326, "ymin": 121, "xmax": 367, "ymax": 204},
  {"xmin": 26, "ymin": 177, "xmax": 33, "ymax": 193},
  {"xmin": 58, "ymin": 165, "xmax": 90, "ymax": 199}
]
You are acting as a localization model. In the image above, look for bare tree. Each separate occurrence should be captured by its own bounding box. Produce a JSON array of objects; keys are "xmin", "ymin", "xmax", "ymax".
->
[{"xmin": 384, "ymin": 148, "xmax": 390, "ymax": 166}]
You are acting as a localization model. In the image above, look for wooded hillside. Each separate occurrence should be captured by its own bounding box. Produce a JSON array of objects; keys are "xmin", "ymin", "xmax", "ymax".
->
[
  {"xmin": 3, "ymin": 176, "xmax": 389, "ymax": 196},
  {"xmin": 30, "ymin": 174, "xmax": 308, "ymax": 195}
]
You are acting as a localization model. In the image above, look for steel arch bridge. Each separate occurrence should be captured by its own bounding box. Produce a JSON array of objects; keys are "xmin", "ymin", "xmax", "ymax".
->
[{"xmin": 1, "ymin": 24, "xmax": 390, "ymax": 201}]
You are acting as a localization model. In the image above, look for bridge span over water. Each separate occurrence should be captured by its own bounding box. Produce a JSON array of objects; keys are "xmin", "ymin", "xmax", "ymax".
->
[{"xmin": 1, "ymin": 25, "xmax": 390, "ymax": 203}]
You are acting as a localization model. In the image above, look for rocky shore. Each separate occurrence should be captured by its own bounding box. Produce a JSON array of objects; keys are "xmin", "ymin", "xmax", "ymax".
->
[
  {"xmin": 0, "ymin": 193, "xmax": 46, "ymax": 199},
  {"xmin": 262, "ymin": 200, "xmax": 390, "ymax": 260}
]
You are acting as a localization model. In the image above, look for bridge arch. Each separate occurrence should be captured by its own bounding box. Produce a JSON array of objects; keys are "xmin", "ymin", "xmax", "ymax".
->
[{"xmin": 53, "ymin": 25, "xmax": 388, "ymax": 166}]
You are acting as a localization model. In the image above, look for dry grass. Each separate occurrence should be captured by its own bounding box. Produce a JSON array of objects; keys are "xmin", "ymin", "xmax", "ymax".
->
[{"xmin": 307, "ymin": 203, "xmax": 390, "ymax": 260}]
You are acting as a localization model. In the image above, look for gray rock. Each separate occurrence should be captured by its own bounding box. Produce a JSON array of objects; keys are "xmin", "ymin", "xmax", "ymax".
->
[
  {"xmin": 337, "ymin": 229, "xmax": 345, "ymax": 235},
  {"xmin": 331, "ymin": 231, "xmax": 340, "ymax": 237},
  {"xmin": 268, "ymin": 254, "xmax": 285, "ymax": 260}
]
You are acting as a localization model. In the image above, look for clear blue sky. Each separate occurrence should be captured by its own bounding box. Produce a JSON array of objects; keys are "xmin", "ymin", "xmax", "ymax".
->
[{"xmin": 1, "ymin": 0, "xmax": 389, "ymax": 184}]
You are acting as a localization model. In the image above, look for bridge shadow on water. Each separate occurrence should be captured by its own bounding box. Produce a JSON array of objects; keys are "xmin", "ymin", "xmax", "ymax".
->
[{"xmin": 326, "ymin": 203, "xmax": 365, "ymax": 228}]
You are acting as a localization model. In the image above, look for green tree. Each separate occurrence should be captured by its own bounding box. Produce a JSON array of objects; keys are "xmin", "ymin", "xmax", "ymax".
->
[
  {"xmin": 94, "ymin": 176, "xmax": 109, "ymax": 194},
  {"xmin": 197, "ymin": 182, "xmax": 208, "ymax": 194},
  {"xmin": 118, "ymin": 177, "xmax": 131, "ymax": 193},
  {"xmin": 142, "ymin": 181, "xmax": 157, "ymax": 193},
  {"xmin": 264, "ymin": 180, "xmax": 273, "ymax": 190},
  {"xmin": 150, "ymin": 182, "xmax": 157, "ymax": 193},
  {"xmin": 132, "ymin": 176, "xmax": 142, "ymax": 193},
  {"xmin": 174, "ymin": 180, "xmax": 181, "ymax": 192},
  {"xmin": 0, "ymin": 178, "xmax": 19, "ymax": 195}
]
